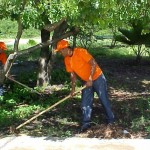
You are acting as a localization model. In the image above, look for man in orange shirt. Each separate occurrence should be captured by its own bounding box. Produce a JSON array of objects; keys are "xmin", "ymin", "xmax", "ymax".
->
[
  {"xmin": 0, "ymin": 42, "xmax": 7, "ymax": 65},
  {"xmin": 55, "ymin": 39, "xmax": 115, "ymax": 132},
  {"xmin": 0, "ymin": 42, "xmax": 7, "ymax": 96}
]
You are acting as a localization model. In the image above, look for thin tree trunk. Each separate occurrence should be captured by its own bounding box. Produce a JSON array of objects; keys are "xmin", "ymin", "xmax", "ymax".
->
[
  {"xmin": 73, "ymin": 34, "xmax": 77, "ymax": 48},
  {"xmin": 37, "ymin": 29, "xmax": 51, "ymax": 86},
  {"xmin": 4, "ymin": 18, "xmax": 23, "ymax": 77}
]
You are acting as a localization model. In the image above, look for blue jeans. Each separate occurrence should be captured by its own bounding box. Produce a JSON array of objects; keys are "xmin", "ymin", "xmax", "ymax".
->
[
  {"xmin": 81, "ymin": 74, "xmax": 115, "ymax": 125},
  {"xmin": 0, "ymin": 85, "xmax": 4, "ymax": 96}
]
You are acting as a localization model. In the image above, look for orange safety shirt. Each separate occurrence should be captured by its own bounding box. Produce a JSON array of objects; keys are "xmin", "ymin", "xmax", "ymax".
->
[
  {"xmin": 0, "ymin": 52, "xmax": 7, "ymax": 65},
  {"xmin": 64, "ymin": 48, "xmax": 102, "ymax": 81}
]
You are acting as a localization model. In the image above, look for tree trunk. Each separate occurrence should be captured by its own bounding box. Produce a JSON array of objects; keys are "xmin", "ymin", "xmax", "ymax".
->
[
  {"xmin": 4, "ymin": 18, "xmax": 23, "ymax": 80},
  {"xmin": 36, "ymin": 20, "xmax": 79, "ymax": 87},
  {"xmin": 52, "ymin": 20, "xmax": 68, "ymax": 49},
  {"xmin": 37, "ymin": 29, "xmax": 51, "ymax": 86},
  {"xmin": 135, "ymin": 45, "xmax": 142, "ymax": 65},
  {"xmin": 73, "ymin": 34, "xmax": 77, "ymax": 48}
]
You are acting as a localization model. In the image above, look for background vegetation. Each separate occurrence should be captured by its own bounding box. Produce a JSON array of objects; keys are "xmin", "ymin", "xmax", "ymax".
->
[{"xmin": 0, "ymin": 19, "xmax": 39, "ymax": 38}]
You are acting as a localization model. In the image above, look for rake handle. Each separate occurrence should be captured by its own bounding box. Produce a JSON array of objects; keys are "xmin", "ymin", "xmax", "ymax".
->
[
  {"xmin": 16, "ymin": 85, "xmax": 86, "ymax": 130},
  {"xmin": 6, "ymin": 76, "xmax": 41, "ymax": 95}
]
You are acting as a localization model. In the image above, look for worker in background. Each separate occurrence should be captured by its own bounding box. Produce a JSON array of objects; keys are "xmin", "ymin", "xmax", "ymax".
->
[{"xmin": 0, "ymin": 42, "xmax": 7, "ymax": 96}]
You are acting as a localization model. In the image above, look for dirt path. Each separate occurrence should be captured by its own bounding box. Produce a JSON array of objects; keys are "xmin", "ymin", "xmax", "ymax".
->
[{"xmin": 0, "ymin": 135, "xmax": 149, "ymax": 150}]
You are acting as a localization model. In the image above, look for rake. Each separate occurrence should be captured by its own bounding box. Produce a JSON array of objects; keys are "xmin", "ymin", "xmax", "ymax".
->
[{"xmin": 11, "ymin": 85, "xmax": 86, "ymax": 134}]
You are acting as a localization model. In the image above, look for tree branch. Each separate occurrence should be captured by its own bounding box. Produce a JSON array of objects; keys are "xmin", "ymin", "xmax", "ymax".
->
[
  {"xmin": 17, "ymin": 30, "xmax": 74, "ymax": 56},
  {"xmin": 43, "ymin": 18, "xmax": 66, "ymax": 32},
  {"xmin": 14, "ymin": 18, "xmax": 23, "ymax": 52}
]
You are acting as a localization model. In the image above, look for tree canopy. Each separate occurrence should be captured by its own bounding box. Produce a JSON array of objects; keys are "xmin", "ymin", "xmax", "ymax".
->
[
  {"xmin": 1, "ymin": 0, "xmax": 150, "ymax": 34},
  {"xmin": 1, "ymin": 0, "xmax": 150, "ymax": 86}
]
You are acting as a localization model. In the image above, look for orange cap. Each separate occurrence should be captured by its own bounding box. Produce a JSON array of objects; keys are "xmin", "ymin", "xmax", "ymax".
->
[
  {"xmin": 0, "ymin": 42, "xmax": 7, "ymax": 50},
  {"xmin": 55, "ymin": 39, "xmax": 69, "ymax": 52}
]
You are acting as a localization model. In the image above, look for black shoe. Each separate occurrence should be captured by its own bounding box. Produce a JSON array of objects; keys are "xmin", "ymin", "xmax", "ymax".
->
[{"xmin": 79, "ymin": 124, "xmax": 91, "ymax": 133}]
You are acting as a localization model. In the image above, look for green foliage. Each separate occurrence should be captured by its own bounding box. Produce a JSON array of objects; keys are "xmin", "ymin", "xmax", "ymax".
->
[
  {"xmin": 0, "ymin": 18, "xmax": 39, "ymax": 38},
  {"xmin": 1, "ymin": 0, "xmax": 150, "ymax": 37},
  {"xmin": 116, "ymin": 21, "xmax": 150, "ymax": 45},
  {"xmin": 0, "ymin": 83, "xmax": 60, "ymax": 128},
  {"xmin": 51, "ymin": 68, "xmax": 70, "ymax": 84},
  {"xmin": 77, "ymin": 28, "xmax": 97, "ymax": 49},
  {"xmin": 22, "ymin": 28, "xmax": 39, "ymax": 38},
  {"xmin": 115, "ymin": 20, "xmax": 150, "ymax": 63},
  {"xmin": 117, "ymin": 98, "xmax": 150, "ymax": 131},
  {"xmin": 27, "ymin": 39, "xmax": 37, "ymax": 46},
  {"xmin": 0, "ymin": 19, "xmax": 17, "ymax": 38},
  {"xmin": 131, "ymin": 116, "xmax": 150, "ymax": 132},
  {"xmin": 0, "ymin": 92, "xmax": 38, "ymax": 127}
]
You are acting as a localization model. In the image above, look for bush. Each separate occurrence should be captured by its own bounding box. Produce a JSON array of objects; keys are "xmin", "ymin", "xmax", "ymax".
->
[{"xmin": 51, "ymin": 68, "xmax": 70, "ymax": 84}]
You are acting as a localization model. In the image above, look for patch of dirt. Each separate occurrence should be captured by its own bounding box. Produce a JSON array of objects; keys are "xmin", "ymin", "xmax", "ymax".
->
[{"xmin": 76, "ymin": 123, "xmax": 147, "ymax": 139}]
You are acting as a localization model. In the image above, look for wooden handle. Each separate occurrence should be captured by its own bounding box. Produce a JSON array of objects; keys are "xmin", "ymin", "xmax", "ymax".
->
[
  {"xmin": 6, "ymin": 76, "xmax": 41, "ymax": 95},
  {"xmin": 16, "ymin": 85, "xmax": 86, "ymax": 130}
]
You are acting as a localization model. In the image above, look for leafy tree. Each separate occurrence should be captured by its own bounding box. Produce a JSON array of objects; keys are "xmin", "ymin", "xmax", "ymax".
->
[
  {"xmin": 0, "ymin": 0, "xmax": 111, "ymax": 87},
  {"xmin": 1, "ymin": 0, "xmax": 150, "ymax": 86},
  {"xmin": 114, "ymin": 0, "xmax": 150, "ymax": 63}
]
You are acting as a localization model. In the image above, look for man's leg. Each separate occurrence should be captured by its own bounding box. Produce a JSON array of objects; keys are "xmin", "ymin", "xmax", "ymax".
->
[
  {"xmin": 0, "ymin": 84, "xmax": 4, "ymax": 96},
  {"xmin": 0, "ymin": 67, "xmax": 5, "ymax": 96},
  {"xmin": 93, "ymin": 74, "xmax": 115, "ymax": 124},
  {"xmin": 81, "ymin": 87, "xmax": 94, "ymax": 131}
]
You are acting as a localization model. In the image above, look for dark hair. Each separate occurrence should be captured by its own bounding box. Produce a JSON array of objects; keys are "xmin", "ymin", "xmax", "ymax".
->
[{"xmin": 68, "ymin": 46, "xmax": 73, "ymax": 50}]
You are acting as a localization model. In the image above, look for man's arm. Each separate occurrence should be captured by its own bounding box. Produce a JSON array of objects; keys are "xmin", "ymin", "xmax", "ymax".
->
[
  {"xmin": 0, "ymin": 61, "xmax": 5, "ymax": 84},
  {"xmin": 0, "ymin": 61, "xmax": 3, "ymax": 66},
  {"xmin": 86, "ymin": 58, "xmax": 97, "ymax": 87},
  {"xmin": 4, "ymin": 52, "xmax": 17, "ymax": 75},
  {"xmin": 70, "ymin": 72, "xmax": 76, "ymax": 96}
]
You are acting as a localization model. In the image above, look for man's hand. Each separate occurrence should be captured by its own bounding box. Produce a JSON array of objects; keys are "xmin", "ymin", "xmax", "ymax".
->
[
  {"xmin": 86, "ymin": 79, "xmax": 93, "ymax": 87},
  {"xmin": 70, "ymin": 72, "xmax": 76, "ymax": 97},
  {"xmin": 70, "ymin": 88, "xmax": 75, "ymax": 97},
  {"xmin": 87, "ymin": 58, "xmax": 96, "ymax": 87},
  {"xmin": 8, "ymin": 52, "xmax": 17, "ymax": 60}
]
